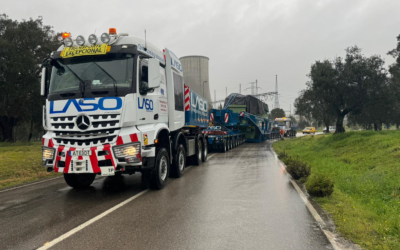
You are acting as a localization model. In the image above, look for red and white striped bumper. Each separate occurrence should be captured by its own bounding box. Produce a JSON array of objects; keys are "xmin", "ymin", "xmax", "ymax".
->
[{"xmin": 42, "ymin": 129, "xmax": 152, "ymax": 176}]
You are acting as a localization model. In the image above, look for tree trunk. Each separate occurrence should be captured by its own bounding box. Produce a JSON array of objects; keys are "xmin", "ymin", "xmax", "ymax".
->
[
  {"xmin": 396, "ymin": 123, "xmax": 399, "ymax": 130},
  {"xmin": 373, "ymin": 123, "xmax": 378, "ymax": 131},
  {"xmin": 0, "ymin": 116, "xmax": 17, "ymax": 142},
  {"xmin": 28, "ymin": 118, "xmax": 34, "ymax": 142},
  {"xmin": 335, "ymin": 114, "xmax": 346, "ymax": 133}
]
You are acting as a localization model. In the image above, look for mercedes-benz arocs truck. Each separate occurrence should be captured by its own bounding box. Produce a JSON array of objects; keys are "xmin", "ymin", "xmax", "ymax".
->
[{"xmin": 40, "ymin": 29, "xmax": 209, "ymax": 190}]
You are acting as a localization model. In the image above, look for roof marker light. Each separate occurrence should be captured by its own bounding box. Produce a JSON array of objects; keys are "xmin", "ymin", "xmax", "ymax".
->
[
  {"xmin": 109, "ymin": 28, "xmax": 117, "ymax": 35},
  {"xmin": 101, "ymin": 33, "xmax": 110, "ymax": 43},
  {"xmin": 88, "ymin": 34, "xmax": 98, "ymax": 45},
  {"xmin": 76, "ymin": 35, "xmax": 85, "ymax": 46},
  {"xmin": 62, "ymin": 33, "xmax": 71, "ymax": 39}
]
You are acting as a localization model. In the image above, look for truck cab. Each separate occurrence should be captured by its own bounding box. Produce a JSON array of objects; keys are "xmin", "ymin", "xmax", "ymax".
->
[{"xmin": 41, "ymin": 29, "xmax": 208, "ymax": 189}]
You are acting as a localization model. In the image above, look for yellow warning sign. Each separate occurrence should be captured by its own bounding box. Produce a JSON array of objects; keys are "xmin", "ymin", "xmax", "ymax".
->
[
  {"xmin": 143, "ymin": 134, "xmax": 148, "ymax": 145},
  {"xmin": 61, "ymin": 44, "xmax": 108, "ymax": 58}
]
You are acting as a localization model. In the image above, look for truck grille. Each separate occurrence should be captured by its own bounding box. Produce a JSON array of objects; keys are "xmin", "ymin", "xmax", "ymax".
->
[{"xmin": 50, "ymin": 114, "xmax": 121, "ymax": 147}]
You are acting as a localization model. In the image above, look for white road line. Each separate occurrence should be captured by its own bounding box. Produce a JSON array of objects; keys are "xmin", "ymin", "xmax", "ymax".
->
[
  {"xmin": 38, "ymin": 152, "xmax": 218, "ymax": 249},
  {"xmin": 38, "ymin": 189, "xmax": 148, "ymax": 250},
  {"xmin": 271, "ymin": 149, "xmax": 344, "ymax": 250},
  {"xmin": 0, "ymin": 176, "xmax": 63, "ymax": 194}
]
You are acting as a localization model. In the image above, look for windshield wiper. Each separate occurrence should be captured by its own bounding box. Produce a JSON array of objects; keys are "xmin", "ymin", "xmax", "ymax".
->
[{"xmin": 92, "ymin": 62, "xmax": 118, "ymax": 96}]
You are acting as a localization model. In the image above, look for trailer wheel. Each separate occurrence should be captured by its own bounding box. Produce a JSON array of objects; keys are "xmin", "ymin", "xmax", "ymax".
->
[
  {"xmin": 170, "ymin": 144, "xmax": 186, "ymax": 178},
  {"xmin": 191, "ymin": 136, "xmax": 202, "ymax": 166},
  {"xmin": 222, "ymin": 141, "xmax": 227, "ymax": 152},
  {"xmin": 202, "ymin": 138, "xmax": 208, "ymax": 162},
  {"xmin": 64, "ymin": 173, "xmax": 96, "ymax": 189},
  {"xmin": 150, "ymin": 148, "xmax": 170, "ymax": 190}
]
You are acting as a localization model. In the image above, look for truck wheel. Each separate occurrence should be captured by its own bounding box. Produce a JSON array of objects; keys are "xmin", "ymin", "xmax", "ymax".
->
[
  {"xmin": 191, "ymin": 137, "xmax": 202, "ymax": 166},
  {"xmin": 222, "ymin": 141, "xmax": 227, "ymax": 152},
  {"xmin": 202, "ymin": 138, "xmax": 208, "ymax": 162},
  {"xmin": 150, "ymin": 148, "xmax": 170, "ymax": 190},
  {"xmin": 170, "ymin": 144, "xmax": 186, "ymax": 178},
  {"xmin": 64, "ymin": 173, "xmax": 96, "ymax": 189},
  {"xmin": 230, "ymin": 139, "xmax": 233, "ymax": 149}
]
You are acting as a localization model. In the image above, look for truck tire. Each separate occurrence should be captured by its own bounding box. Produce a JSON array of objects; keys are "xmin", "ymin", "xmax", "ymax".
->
[
  {"xmin": 221, "ymin": 141, "xmax": 227, "ymax": 152},
  {"xmin": 191, "ymin": 136, "xmax": 202, "ymax": 166},
  {"xmin": 64, "ymin": 173, "xmax": 96, "ymax": 189},
  {"xmin": 202, "ymin": 138, "xmax": 208, "ymax": 162},
  {"xmin": 170, "ymin": 144, "xmax": 186, "ymax": 178},
  {"xmin": 150, "ymin": 148, "xmax": 170, "ymax": 190},
  {"xmin": 230, "ymin": 139, "xmax": 233, "ymax": 149}
]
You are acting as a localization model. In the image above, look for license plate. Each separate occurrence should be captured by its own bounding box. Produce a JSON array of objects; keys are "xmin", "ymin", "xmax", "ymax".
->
[{"xmin": 69, "ymin": 150, "xmax": 92, "ymax": 157}]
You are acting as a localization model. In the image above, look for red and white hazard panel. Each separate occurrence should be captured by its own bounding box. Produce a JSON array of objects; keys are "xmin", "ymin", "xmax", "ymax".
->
[
  {"xmin": 224, "ymin": 113, "xmax": 229, "ymax": 123},
  {"xmin": 210, "ymin": 113, "xmax": 214, "ymax": 121},
  {"xmin": 184, "ymin": 85, "xmax": 190, "ymax": 111}
]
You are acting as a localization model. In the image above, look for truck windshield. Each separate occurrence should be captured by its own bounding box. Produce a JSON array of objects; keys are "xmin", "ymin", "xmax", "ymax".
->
[{"xmin": 49, "ymin": 54, "xmax": 134, "ymax": 94}]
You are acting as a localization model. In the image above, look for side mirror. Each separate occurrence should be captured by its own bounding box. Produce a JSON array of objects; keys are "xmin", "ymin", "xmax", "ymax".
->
[
  {"xmin": 40, "ymin": 67, "xmax": 46, "ymax": 96},
  {"xmin": 147, "ymin": 58, "xmax": 161, "ymax": 89}
]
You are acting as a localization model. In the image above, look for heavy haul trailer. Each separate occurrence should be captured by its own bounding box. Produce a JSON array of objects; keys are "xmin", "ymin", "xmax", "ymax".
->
[
  {"xmin": 40, "ymin": 28, "xmax": 209, "ymax": 190},
  {"xmin": 205, "ymin": 109, "xmax": 245, "ymax": 152},
  {"xmin": 222, "ymin": 93, "xmax": 279, "ymax": 142}
]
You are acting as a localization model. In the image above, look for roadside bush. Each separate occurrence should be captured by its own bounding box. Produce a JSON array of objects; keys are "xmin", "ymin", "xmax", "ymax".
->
[
  {"xmin": 306, "ymin": 174, "xmax": 334, "ymax": 197},
  {"xmin": 277, "ymin": 150, "xmax": 287, "ymax": 159},
  {"xmin": 283, "ymin": 157, "xmax": 311, "ymax": 181}
]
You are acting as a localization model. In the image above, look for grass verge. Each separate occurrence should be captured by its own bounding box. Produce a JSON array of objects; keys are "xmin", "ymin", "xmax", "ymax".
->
[
  {"xmin": 273, "ymin": 131, "xmax": 400, "ymax": 250},
  {"xmin": 0, "ymin": 142, "xmax": 59, "ymax": 189}
]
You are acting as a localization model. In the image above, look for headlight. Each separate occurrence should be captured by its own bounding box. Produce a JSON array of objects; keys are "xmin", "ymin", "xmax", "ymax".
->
[
  {"xmin": 101, "ymin": 33, "xmax": 110, "ymax": 43},
  {"xmin": 76, "ymin": 35, "xmax": 85, "ymax": 46},
  {"xmin": 42, "ymin": 146, "xmax": 55, "ymax": 162},
  {"xmin": 113, "ymin": 143, "xmax": 141, "ymax": 163},
  {"xmin": 88, "ymin": 34, "xmax": 98, "ymax": 45},
  {"xmin": 64, "ymin": 37, "xmax": 73, "ymax": 47}
]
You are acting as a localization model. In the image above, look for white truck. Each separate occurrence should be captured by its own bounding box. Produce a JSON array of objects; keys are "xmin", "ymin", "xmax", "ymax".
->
[
  {"xmin": 274, "ymin": 117, "xmax": 297, "ymax": 137},
  {"xmin": 41, "ymin": 29, "xmax": 209, "ymax": 190}
]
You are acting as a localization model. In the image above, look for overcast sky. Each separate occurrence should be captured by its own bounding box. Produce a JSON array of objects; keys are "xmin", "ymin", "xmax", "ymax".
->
[{"xmin": 2, "ymin": 0, "xmax": 400, "ymax": 114}]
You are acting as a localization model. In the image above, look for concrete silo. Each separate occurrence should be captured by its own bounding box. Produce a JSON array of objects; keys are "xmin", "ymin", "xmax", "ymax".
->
[{"xmin": 179, "ymin": 56, "xmax": 211, "ymax": 102}]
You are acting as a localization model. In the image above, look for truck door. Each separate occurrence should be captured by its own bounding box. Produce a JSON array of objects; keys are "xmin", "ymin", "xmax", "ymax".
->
[{"xmin": 137, "ymin": 59, "xmax": 167, "ymax": 125}]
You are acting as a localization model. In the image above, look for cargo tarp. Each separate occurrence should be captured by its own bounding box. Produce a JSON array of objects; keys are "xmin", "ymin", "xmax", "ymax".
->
[{"xmin": 223, "ymin": 94, "xmax": 269, "ymax": 115}]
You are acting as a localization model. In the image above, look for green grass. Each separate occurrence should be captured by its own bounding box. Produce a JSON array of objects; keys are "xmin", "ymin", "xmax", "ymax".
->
[
  {"xmin": 0, "ymin": 142, "xmax": 59, "ymax": 189},
  {"xmin": 273, "ymin": 131, "xmax": 400, "ymax": 250}
]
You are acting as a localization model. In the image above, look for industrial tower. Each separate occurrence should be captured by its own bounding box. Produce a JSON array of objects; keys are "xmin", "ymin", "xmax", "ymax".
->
[{"xmin": 274, "ymin": 75, "xmax": 280, "ymax": 109}]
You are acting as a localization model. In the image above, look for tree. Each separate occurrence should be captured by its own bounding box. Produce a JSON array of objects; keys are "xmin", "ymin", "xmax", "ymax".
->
[
  {"xmin": 295, "ymin": 87, "xmax": 336, "ymax": 132},
  {"xmin": 298, "ymin": 47, "xmax": 388, "ymax": 133},
  {"xmin": 0, "ymin": 14, "xmax": 59, "ymax": 141},
  {"xmin": 270, "ymin": 108, "xmax": 286, "ymax": 120},
  {"xmin": 388, "ymin": 34, "xmax": 400, "ymax": 129}
]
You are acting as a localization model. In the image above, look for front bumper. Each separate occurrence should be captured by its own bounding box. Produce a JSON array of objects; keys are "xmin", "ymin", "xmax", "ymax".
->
[{"xmin": 42, "ymin": 130, "xmax": 155, "ymax": 176}]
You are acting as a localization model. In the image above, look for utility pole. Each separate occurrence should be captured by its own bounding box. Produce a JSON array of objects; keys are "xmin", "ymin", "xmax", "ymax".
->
[
  {"xmin": 239, "ymin": 84, "xmax": 241, "ymax": 94},
  {"xmin": 274, "ymin": 75, "xmax": 280, "ymax": 109},
  {"xmin": 214, "ymin": 90, "xmax": 216, "ymax": 102},
  {"xmin": 289, "ymin": 104, "xmax": 291, "ymax": 116}
]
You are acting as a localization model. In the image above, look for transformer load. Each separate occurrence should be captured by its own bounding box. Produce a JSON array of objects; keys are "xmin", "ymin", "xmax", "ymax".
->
[{"xmin": 223, "ymin": 93, "xmax": 269, "ymax": 116}]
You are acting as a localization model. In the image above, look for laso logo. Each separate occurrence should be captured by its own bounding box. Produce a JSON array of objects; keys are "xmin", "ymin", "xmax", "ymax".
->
[
  {"xmin": 50, "ymin": 97, "xmax": 122, "ymax": 114},
  {"xmin": 138, "ymin": 98, "xmax": 154, "ymax": 112}
]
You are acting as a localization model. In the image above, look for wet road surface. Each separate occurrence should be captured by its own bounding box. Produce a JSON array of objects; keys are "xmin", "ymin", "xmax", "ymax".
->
[{"xmin": 0, "ymin": 141, "xmax": 332, "ymax": 250}]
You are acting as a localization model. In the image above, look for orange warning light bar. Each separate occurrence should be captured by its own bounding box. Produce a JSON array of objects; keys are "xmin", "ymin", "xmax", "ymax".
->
[
  {"xmin": 109, "ymin": 28, "xmax": 117, "ymax": 35},
  {"xmin": 62, "ymin": 33, "xmax": 71, "ymax": 39}
]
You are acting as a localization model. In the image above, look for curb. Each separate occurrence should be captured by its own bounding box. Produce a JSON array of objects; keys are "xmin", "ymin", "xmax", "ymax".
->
[{"xmin": 270, "ymin": 146, "xmax": 361, "ymax": 250}]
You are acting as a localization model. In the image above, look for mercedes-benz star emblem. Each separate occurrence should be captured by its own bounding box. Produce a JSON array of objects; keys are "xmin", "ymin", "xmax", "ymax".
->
[{"xmin": 76, "ymin": 115, "xmax": 91, "ymax": 130}]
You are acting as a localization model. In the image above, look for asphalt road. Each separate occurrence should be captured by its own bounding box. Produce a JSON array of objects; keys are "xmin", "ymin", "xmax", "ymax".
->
[{"xmin": 0, "ymin": 140, "xmax": 332, "ymax": 250}]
